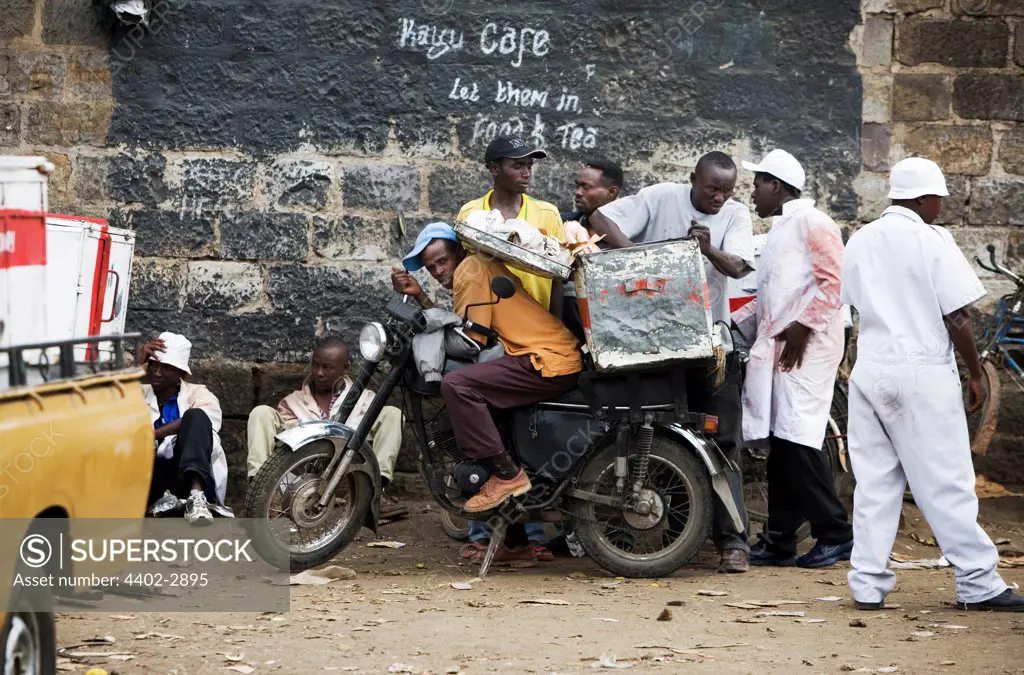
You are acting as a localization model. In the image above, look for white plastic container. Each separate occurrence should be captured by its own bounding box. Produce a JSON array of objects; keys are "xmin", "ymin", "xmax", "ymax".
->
[{"xmin": 1, "ymin": 157, "xmax": 54, "ymax": 386}]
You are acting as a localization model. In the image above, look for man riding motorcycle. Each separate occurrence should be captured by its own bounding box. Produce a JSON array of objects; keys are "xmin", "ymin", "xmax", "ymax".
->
[{"xmin": 391, "ymin": 222, "xmax": 583, "ymax": 512}]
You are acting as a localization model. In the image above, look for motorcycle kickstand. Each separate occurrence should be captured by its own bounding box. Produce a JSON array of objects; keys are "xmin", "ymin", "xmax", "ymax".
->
[{"xmin": 478, "ymin": 518, "xmax": 508, "ymax": 580}]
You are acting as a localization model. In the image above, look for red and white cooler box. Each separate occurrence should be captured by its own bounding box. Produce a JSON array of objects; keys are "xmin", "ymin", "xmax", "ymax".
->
[{"xmin": 1, "ymin": 155, "xmax": 135, "ymax": 388}]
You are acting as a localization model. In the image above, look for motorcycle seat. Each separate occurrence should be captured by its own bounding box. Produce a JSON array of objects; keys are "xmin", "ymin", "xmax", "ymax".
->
[{"xmin": 543, "ymin": 369, "xmax": 698, "ymax": 410}]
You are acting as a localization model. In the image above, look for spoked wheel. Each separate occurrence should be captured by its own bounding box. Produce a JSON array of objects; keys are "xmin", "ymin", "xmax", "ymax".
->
[
  {"xmin": 957, "ymin": 359, "xmax": 1000, "ymax": 457},
  {"xmin": 570, "ymin": 437, "xmax": 713, "ymax": 578},
  {"xmin": 243, "ymin": 440, "xmax": 374, "ymax": 572},
  {"xmin": 1, "ymin": 564, "xmax": 56, "ymax": 675},
  {"xmin": 439, "ymin": 511, "xmax": 471, "ymax": 541}
]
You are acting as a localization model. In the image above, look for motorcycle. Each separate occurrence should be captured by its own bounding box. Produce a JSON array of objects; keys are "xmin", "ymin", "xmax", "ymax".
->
[{"xmin": 243, "ymin": 276, "xmax": 743, "ymax": 579}]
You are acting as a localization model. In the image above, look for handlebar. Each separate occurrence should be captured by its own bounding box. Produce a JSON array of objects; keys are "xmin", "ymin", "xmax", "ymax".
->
[{"xmin": 974, "ymin": 243, "xmax": 1024, "ymax": 286}]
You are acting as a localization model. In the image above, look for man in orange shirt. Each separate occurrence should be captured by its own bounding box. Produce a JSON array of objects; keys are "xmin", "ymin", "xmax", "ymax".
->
[{"xmin": 393, "ymin": 224, "xmax": 582, "ymax": 512}]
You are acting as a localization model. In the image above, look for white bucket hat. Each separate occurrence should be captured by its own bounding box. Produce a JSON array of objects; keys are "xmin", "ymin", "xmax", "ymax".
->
[
  {"xmin": 742, "ymin": 149, "xmax": 806, "ymax": 192},
  {"xmin": 150, "ymin": 331, "xmax": 192, "ymax": 376},
  {"xmin": 888, "ymin": 157, "xmax": 949, "ymax": 200}
]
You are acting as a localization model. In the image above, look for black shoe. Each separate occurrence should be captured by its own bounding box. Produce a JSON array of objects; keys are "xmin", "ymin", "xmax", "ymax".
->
[
  {"xmin": 853, "ymin": 599, "xmax": 885, "ymax": 610},
  {"xmin": 795, "ymin": 540, "xmax": 854, "ymax": 569},
  {"xmin": 959, "ymin": 589, "xmax": 1024, "ymax": 612},
  {"xmin": 749, "ymin": 541, "xmax": 797, "ymax": 567}
]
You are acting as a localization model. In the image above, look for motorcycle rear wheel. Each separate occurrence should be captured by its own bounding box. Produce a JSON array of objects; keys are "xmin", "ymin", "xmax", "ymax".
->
[
  {"xmin": 243, "ymin": 441, "xmax": 374, "ymax": 572},
  {"xmin": 569, "ymin": 436, "xmax": 713, "ymax": 578}
]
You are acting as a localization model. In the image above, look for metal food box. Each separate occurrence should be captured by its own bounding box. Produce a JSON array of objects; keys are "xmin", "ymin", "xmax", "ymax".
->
[
  {"xmin": 574, "ymin": 239, "xmax": 715, "ymax": 372},
  {"xmin": 453, "ymin": 220, "xmax": 572, "ymax": 281}
]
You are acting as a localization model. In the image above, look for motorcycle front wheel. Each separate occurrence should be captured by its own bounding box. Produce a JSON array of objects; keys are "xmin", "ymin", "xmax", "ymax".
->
[
  {"xmin": 243, "ymin": 441, "xmax": 374, "ymax": 572},
  {"xmin": 569, "ymin": 436, "xmax": 713, "ymax": 578}
]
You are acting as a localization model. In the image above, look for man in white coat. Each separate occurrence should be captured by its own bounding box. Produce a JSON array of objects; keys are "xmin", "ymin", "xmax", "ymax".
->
[
  {"xmin": 841, "ymin": 157, "xmax": 1024, "ymax": 611},
  {"xmin": 733, "ymin": 149, "xmax": 854, "ymax": 568},
  {"xmin": 139, "ymin": 332, "xmax": 228, "ymax": 525}
]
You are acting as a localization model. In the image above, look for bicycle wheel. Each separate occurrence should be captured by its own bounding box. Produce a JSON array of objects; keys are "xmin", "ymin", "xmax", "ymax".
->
[
  {"xmin": 957, "ymin": 359, "xmax": 1000, "ymax": 456},
  {"xmin": 743, "ymin": 381, "xmax": 850, "ymax": 546}
]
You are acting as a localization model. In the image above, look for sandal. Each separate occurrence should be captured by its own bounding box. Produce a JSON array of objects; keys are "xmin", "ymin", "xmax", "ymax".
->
[
  {"xmin": 530, "ymin": 544, "xmax": 555, "ymax": 562},
  {"xmin": 459, "ymin": 542, "xmax": 487, "ymax": 560}
]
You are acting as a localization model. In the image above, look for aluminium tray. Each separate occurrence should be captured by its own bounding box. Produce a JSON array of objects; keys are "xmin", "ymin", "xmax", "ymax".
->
[{"xmin": 453, "ymin": 220, "xmax": 573, "ymax": 281}]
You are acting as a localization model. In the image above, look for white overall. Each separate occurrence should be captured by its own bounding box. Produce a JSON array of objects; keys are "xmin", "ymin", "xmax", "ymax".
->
[{"xmin": 841, "ymin": 206, "xmax": 1007, "ymax": 604}]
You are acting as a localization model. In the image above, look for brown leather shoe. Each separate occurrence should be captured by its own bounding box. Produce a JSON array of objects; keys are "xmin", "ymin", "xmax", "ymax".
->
[
  {"xmin": 378, "ymin": 491, "xmax": 409, "ymax": 522},
  {"xmin": 718, "ymin": 548, "xmax": 750, "ymax": 573},
  {"xmin": 463, "ymin": 470, "xmax": 531, "ymax": 513}
]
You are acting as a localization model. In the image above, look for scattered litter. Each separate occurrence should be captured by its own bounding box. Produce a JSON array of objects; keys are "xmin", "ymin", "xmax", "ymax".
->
[
  {"xmin": 520, "ymin": 598, "xmax": 570, "ymax": 605},
  {"xmin": 877, "ymin": 667, "xmax": 899, "ymax": 673},
  {"xmin": 450, "ymin": 577, "xmax": 481, "ymax": 591},
  {"xmin": 220, "ymin": 653, "xmax": 245, "ymax": 662},
  {"xmin": 108, "ymin": 615, "xmax": 136, "ymax": 621},
  {"xmin": 816, "ymin": 596, "xmax": 843, "ymax": 602},
  {"xmin": 86, "ymin": 636, "xmax": 116, "ymax": 645},
  {"xmin": 656, "ymin": 609, "xmax": 672, "ymax": 622},
  {"xmin": 725, "ymin": 602, "xmax": 762, "ymax": 610},
  {"xmin": 225, "ymin": 666, "xmax": 255, "ymax": 674},
  {"xmin": 666, "ymin": 600, "xmax": 686, "ymax": 607},
  {"xmin": 850, "ymin": 619, "xmax": 868, "ymax": 628},
  {"xmin": 387, "ymin": 665, "xmax": 413, "ymax": 674},
  {"xmin": 941, "ymin": 624, "xmax": 968, "ymax": 630},
  {"xmin": 976, "ymin": 475, "xmax": 1019, "ymax": 499},
  {"xmin": 595, "ymin": 617, "xmax": 619, "ymax": 622},
  {"xmin": 696, "ymin": 589, "xmax": 728, "ymax": 596},
  {"xmin": 911, "ymin": 631, "xmax": 934, "ymax": 638},
  {"xmin": 940, "ymin": 661, "xmax": 956, "ymax": 666},
  {"xmin": 910, "ymin": 533, "xmax": 937, "ymax": 546},
  {"xmin": 754, "ymin": 611, "xmax": 805, "ymax": 618},
  {"xmin": 367, "ymin": 541, "xmax": 406, "ymax": 549},
  {"xmin": 592, "ymin": 654, "xmax": 633, "ymax": 669},
  {"xmin": 800, "ymin": 619, "xmax": 827, "ymax": 624},
  {"xmin": 735, "ymin": 618, "xmax": 767, "ymax": 624},
  {"xmin": 600, "ymin": 583, "xmax": 620, "ymax": 589},
  {"xmin": 466, "ymin": 600, "xmax": 503, "ymax": 608},
  {"xmin": 83, "ymin": 669, "xmax": 108, "ymax": 675},
  {"xmin": 286, "ymin": 566, "xmax": 357, "ymax": 586},
  {"xmin": 133, "ymin": 632, "xmax": 183, "ymax": 641},
  {"xmin": 999, "ymin": 555, "xmax": 1024, "ymax": 568},
  {"xmin": 888, "ymin": 554, "xmax": 950, "ymax": 570},
  {"xmin": 817, "ymin": 580, "xmax": 844, "ymax": 586},
  {"xmin": 993, "ymin": 538, "xmax": 1011, "ymax": 546}
]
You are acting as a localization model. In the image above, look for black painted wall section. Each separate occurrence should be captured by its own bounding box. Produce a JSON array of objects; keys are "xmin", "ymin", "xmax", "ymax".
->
[{"xmin": 108, "ymin": 0, "xmax": 862, "ymax": 217}]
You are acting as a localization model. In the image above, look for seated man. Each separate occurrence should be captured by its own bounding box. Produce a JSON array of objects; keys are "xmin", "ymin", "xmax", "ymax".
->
[
  {"xmin": 394, "ymin": 222, "xmax": 583, "ymax": 513},
  {"xmin": 139, "ymin": 332, "xmax": 227, "ymax": 526},
  {"xmin": 246, "ymin": 335, "xmax": 408, "ymax": 521}
]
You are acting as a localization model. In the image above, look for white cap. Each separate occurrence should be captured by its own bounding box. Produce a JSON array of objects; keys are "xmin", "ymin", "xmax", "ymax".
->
[
  {"xmin": 741, "ymin": 149, "xmax": 806, "ymax": 192},
  {"xmin": 150, "ymin": 332, "xmax": 192, "ymax": 376},
  {"xmin": 887, "ymin": 157, "xmax": 949, "ymax": 200}
]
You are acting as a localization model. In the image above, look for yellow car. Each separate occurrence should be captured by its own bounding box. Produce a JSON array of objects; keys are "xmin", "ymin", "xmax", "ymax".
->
[{"xmin": 0, "ymin": 337, "xmax": 154, "ymax": 675}]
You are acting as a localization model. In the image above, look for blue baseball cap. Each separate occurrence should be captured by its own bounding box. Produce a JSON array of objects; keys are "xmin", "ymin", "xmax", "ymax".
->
[{"xmin": 402, "ymin": 222, "xmax": 459, "ymax": 271}]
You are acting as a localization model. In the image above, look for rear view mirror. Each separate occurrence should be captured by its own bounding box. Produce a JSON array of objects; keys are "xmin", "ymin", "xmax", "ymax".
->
[{"xmin": 491, "ymin": 276, "xmax": 516, "ymax": 300}]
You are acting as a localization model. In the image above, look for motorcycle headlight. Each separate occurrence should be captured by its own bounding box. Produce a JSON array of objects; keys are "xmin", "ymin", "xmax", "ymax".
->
[{"xmin": 359, "ymin": 322, "xmax": 387, "ymax": 363}]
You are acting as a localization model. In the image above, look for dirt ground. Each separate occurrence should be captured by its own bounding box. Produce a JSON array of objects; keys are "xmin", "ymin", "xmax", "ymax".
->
[{"xmin": 56, "ymin": 497, "xmax": 1024, "ymax": 675}]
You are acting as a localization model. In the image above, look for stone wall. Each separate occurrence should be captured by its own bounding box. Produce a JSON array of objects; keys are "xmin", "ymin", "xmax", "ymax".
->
[
  {"xmin": 853, "ymin": 0, "xmax": 1024, "ymax": 484},
  {"xmin": 2, "ymin": 0, "xmax": 1021, "ymax": 501}
]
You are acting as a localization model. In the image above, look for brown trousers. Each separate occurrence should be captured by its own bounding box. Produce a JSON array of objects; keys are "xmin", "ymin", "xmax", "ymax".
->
[{"xmin": 440, "ymin": 355, "xmax": 578, "ymax": 460}]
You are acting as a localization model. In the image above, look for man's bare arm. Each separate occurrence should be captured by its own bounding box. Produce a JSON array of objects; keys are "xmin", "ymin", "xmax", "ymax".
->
[
  {"xmin": 706, "ymin": 248, "xmax": 753, "ymax": 279},
  {"xmin": 587, "ymin": 210, "xmax": 635, "ymax": 249},
  {"xmin": 945, "ymin": 307, "xmax": 982, "ymax": 379}
]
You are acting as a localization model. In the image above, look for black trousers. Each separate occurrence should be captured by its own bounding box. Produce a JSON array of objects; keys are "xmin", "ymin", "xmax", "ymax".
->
[
  {"xmin": 148, "ymin": 408, "xmax": 216, "ymax": 506},
  {"xmin": 762, "ymin": 434, "xmax": 852, "ymax": 556},
  {"xmin": 707, "ymin": 353, "xmax": 750, "ymax": 553}
]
